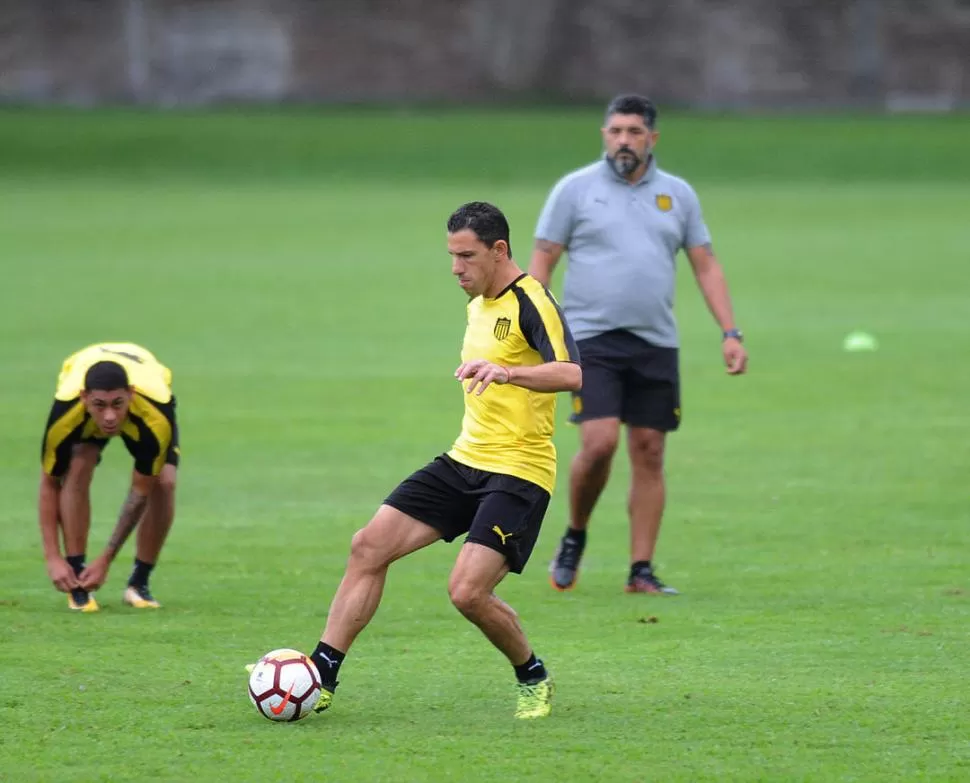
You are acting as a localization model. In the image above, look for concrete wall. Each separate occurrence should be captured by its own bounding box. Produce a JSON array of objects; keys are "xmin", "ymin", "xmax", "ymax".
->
[{"xmin": 1, "ymin": 0, "xmax": 967, "ymax": 109}]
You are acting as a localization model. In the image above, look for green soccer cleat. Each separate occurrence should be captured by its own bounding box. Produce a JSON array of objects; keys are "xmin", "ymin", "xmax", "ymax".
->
[
  {"xmin": 514, "ymin": 675, "xmax": 554, "ymax": 720},
  {"xmin": 312, "ymin": 687, "xmax": 334, "ymax": 714}
]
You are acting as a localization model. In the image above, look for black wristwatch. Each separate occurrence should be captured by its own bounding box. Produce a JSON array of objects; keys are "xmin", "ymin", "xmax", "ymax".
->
[{"xmin": 723, "ymin": 328, "xmax": 743, "ymax": 342}]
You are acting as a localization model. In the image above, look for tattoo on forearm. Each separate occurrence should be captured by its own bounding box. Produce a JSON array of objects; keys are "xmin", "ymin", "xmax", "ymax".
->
[{"xmin": 106, "ymin": 489, "xmax": 149, "ymax": 558}]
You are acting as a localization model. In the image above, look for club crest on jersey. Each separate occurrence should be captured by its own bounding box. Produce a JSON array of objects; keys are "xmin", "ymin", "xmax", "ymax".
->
[
  {"xmin": 655, "ymin": 194, "xmax": 673, "ymax": 212},
  {"xmin": 494, "ymin": 317, "xmax": 512, "ymax": 341}
]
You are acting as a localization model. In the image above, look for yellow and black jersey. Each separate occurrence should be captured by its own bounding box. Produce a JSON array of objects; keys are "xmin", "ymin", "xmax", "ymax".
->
[
  {"xmin": 41, "ymin": 343, "xmax": 178, "ymax": 478},
  {"xmin": 448, "ymin": 274, "xmax": 580, "ymax": 493}
]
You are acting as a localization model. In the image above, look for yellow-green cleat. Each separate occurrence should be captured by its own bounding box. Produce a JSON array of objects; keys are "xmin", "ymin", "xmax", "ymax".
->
[
  {"xmin": 515, "ymin": 676, "xmax": 554, "ymax": 719},
  {"xmin": 312, "ymin": 687, "xmax": 334, "ymax": 713}
]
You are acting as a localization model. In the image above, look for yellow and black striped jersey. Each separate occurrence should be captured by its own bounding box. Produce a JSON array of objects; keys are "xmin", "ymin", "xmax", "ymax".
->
[
  {"xmin": 41, "ymin": 343, "xmax": 177, "ymax": 478},
  {"xmin": 448, "ymin": 274, "xmax": 580, "ymax": 493}
]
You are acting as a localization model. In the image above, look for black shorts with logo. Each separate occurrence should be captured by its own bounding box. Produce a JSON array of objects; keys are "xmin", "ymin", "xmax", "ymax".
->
[
  {"xmin": 570, "ymin": 330, "xmax": 681, "ymax": 431},
  {"xmin": 383, "ymin": 454, "xmax": 551, "ymax": 574}
]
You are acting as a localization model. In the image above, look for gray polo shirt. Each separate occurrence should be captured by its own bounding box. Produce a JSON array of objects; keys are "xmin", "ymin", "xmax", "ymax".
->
[{"xmin": 535, "ymin": 156, "xmax": 711, "ymax": 349}]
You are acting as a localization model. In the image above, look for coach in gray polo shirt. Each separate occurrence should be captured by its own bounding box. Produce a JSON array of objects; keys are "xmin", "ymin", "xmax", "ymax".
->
[{"xmin": 530, "ymin": 94, "xmax": 748, "ymax": 595}]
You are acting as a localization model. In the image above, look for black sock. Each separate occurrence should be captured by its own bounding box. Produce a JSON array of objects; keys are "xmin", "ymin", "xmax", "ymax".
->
[
  {"xmin": 564, "ymin": 527, "xmax": 587, "ymax": 547},
  {"xmin": 631, "ymin": 560, "xmax": 652, "ymax": 577},
  {"xmin": 310, "ymin": 642, "xmax": 346, "ymax": 690},
  {"xmin": 128, "ymin": 558, "xmax": 155, "ymax": 588},
  {"xmin": 514, "ymin": 652, "xmax": 548, "ymax": 684},
  {"xmin": 66, "ymin": 554, "xmax": 86, "ymax": 578},
  {"xmin": 66, "ymin": 554, "xmax": 87, "ymax": 599}
]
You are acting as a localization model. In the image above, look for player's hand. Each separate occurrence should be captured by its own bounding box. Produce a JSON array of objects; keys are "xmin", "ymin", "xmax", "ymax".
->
[
  {"xmin": 79, "ymin": 555, "xmax": 110, "ymax": 591},
  {"xmin": 46, "ymin": 555, "xmax": 80, "ymax": 593},
  {"xmin": 455, "ymin": 359, "xmax": 512, "ymax": 396},
  {"xmin": 723, "ymin": 338, "xmax": 748, "ymax": 375}
]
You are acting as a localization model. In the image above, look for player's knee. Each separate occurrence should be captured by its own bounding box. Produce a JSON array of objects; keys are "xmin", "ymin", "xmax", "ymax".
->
[
  {"xmin": 580, "ymin": 432, "xmax": 619, "ymax": 466},
  {"xmin": 629, "ymin": 431, "xmax": 665, "ymax": 471},
  {"xmin": 156, "ymin": 465, "xmax": 177, "ymax": 495},
  {"xmin": 349, "ymin": 524, "xmax": 392, "ymax": 571},
  {"xmin": 448, "ymin": 578, "xmax": 488, "ymax": 619},
  {"xmin": 65, "ymin": 446, "xmax": 99, "ymax": 485}
]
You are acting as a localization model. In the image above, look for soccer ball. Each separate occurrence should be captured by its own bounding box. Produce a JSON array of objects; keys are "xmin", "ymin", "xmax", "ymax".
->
[{"xmin": 248, "ymin": 648, "xmax": 322, "ymax": 722}]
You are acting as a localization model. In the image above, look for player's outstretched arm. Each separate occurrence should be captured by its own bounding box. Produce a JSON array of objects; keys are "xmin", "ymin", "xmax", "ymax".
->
[
  {"xmin": 456, "ymin": 359, "xmax": 581, "ymax": 396},
  {"xmin": 79, "ymin": 471, "xmax": 154, "ymax": 590},
  {"xmin": 505, "ymin": 361, "xmax": 581, "ymax": 393}
]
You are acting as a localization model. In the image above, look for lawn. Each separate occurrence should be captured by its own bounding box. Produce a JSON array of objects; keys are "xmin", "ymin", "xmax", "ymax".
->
[{"xmin": 0, "ymin": 108, "xmax": 967, "ymax": 782}]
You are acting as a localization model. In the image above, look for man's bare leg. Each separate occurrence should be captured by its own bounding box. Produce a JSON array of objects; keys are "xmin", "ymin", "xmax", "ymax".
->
[
  {"xmin": 309, "ymin": 505, "xmax": 441, "ymax": 693},
  {"xmin": 124, "ymin": 464, "xmax": 177, "ymax": 604},
  {"xmin": 59, "ymin": 445, "xmax": 100, "ymax": 565},
  {"xmin": 59, "ymin": 445, "xmax": 100, "ymax": 608},
  {"xmin": 449, "ymin": 543, "xmax": 553, "ymax": 718},
  {"xmin": 625, "ymin": 426, "xmax": 678, "ymax": 594},
  {"xmin": 551, "ymin": 418, "xmax": 620, "ymax": 590},
  {"xmin": 449, "ymin": 543, "xmax": 528, "ymax": 663}
]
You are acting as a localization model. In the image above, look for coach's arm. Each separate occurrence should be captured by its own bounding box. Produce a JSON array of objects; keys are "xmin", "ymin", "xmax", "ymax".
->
[{"xmin": 528, "ymin": 240, "xmax": 565, "ymax": 288}]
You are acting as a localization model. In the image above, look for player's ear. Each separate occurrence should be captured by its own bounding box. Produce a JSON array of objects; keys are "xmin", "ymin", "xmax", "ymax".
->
[{"xmin": 493, "ymin": 239, "xmax": 509, "ymax": 260}]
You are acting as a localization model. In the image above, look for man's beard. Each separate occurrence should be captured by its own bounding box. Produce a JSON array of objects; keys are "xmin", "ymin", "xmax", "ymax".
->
[{"xmin": 608, "ymin": 146, "xmax": 644, "ymax": 176}]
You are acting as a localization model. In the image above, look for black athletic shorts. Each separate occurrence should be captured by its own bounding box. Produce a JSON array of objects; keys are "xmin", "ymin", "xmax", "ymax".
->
[
  {"xmin": 383, "ymin": 454, "xmax": 551, "ymax": 574},
  {"xmin": 570, "ymin": 330, "xmax": 681, "ymax": 431}
]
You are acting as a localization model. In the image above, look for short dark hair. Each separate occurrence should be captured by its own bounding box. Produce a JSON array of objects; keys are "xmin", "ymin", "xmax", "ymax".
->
[
  {"xmin": 446, "ymin": 202, "xmax": 512, "ymax": 259},
  {"xmin": 83, "ymin": 361, "xmax": 130, "ymax": 392},
  {"xmin": 605, "ymin": 94, "xmax": 657, "ymax": 128}
]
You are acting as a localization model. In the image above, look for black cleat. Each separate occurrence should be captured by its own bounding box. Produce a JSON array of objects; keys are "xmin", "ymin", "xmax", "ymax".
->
[{"xmin": 549, "ymin": 535, "xmax": 585, "ymax": 591}]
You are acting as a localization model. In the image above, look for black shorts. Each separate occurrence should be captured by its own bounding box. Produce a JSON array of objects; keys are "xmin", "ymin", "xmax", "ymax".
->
[
  {"xmin": 571, "ymin": 330, "xmax": 681, "ymax": 431},
  {"xmin": 383, "ymin": 454, "xmax": 551, "ymax": 574},
  {"xmin": 163, "ymin": 400, "xmax": 181, "ymax": 468}
]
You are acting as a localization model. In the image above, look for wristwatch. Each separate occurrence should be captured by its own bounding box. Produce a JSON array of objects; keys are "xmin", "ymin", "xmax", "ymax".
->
[{"xmin": 723, "ymin": 328, "xmax": 744, "ymax": 342}]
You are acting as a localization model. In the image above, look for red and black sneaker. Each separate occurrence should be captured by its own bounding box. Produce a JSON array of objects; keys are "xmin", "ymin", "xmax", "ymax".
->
[{"xmin": 625, "ymin": 566, "xmax": 679, "ymax": 595}]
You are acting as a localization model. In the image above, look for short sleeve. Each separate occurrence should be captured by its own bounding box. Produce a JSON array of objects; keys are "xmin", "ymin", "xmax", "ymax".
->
[
  {"xmin": 516, "ymin": 286, "xmax": 581, "ymax": 364},
  {"xmin": 535, "ymin": 176, "xmax": 579, "ymax": 246},
  {"xmin": 126, "ymin": 397, "xmax": 174, "ymax": 476},
  {"xmin": 41, "ymin": 399, "xmax": 85, "ymax": 477},
  {"xmin": 683, "ymin": 182, "xmax": 712, "ymax": 250}
]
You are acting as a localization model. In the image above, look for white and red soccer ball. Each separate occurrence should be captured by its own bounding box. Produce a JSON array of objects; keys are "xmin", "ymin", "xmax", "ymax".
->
[{"xmin": 248, "ymin": 648, "xmax": 322, "ymax": 722}]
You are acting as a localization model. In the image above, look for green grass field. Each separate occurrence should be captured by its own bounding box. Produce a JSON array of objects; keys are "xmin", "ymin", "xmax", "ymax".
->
[{"xmin": 0, "ymin": 109, "xmax": 968, "ymax": 782}]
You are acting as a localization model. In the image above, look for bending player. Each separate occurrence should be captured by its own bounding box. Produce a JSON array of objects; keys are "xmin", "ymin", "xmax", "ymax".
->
[{"xmin": 39, "ymin": 343, "xmax": 179, "ymax": 611}]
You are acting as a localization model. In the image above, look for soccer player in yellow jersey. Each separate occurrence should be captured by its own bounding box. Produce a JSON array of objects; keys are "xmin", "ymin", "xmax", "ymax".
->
[
  {"xmin": 285, "ymin": 202, "xmax": 581, "ymax": 720},
  {"xmin": 38, "ymin": 343, "xmax": 179, "ymax": 612}
]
